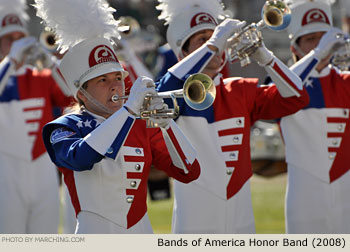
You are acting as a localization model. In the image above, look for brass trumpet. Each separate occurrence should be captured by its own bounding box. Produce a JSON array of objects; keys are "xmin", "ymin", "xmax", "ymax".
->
[
  {"xmin": 24, "ymin": 28, "xmax": 57, "ymax": 71},
  {"xmin": 117, "ymin": 16, "xmax": 141, "ymax": 38},
  {"xmin": 112, "ymin": 73, "xmax": 216, "ymax": 126},
  {"xmin": 227, "ymin": 0, "xmax": 291, "ymax": 67},
  {"xmin": 39, "ymin": 27, "xmax": 58, "ymax": 52},
  {"xmin": 331, "ymin": 35, "xmax": 350, "ymax": 71}
]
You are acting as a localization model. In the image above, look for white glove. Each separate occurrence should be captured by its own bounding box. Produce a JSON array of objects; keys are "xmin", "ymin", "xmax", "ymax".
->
[
  {"xmin": 147, "ymin": 97, "xmax": 171, "ymax": 128},
  {"xmin": 313, "ymin": 27, "xmax": 346, "ymax": 60},
  {"xmin": 250, "ymin": 42, "xmax": 274, "ymax": 66},
  {"xmin": 9, "ymin": 36, "xmax": 37, "ymax": 64},
  {"xmin": 206, "ymin": 19, "xmax": 246, "ymax": 53},
  {"xmin": 124, "ymin": 76, "xmax": 157, "ymax": 115}
]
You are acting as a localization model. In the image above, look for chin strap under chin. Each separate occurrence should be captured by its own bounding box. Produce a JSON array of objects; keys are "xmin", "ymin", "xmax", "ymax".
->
[{"xmin": 79, "ymin": 88, "xmax": 115, "ymax": 116}]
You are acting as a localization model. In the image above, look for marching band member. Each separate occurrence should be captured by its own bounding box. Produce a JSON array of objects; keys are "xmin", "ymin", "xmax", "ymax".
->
[
  {"xmin": 0, "ymin": 0, "xmax": 72, "ymax": 233},
  {"xmin": 281, "ymin": 0, "xmax": 350, "ymax": 233},
  {"xmin": 156, "ymin": 0, "xmax": 309, "ymax": 233},
  {"xmin": 35, "ymin": 0, "xmax": 200, "ymax": 234}
]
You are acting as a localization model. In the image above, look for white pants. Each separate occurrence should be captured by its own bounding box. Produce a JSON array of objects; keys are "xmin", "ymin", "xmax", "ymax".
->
[
  {"xmin": 76, "ymin": 211, "xmax": 153, "ymax": 234},
  {"xmin": 61, "ymin": 184, "xmax": 77, "ymax": 234},
  {"xmin": 172, "ymin": 179, "xmax": 255, "ymax": 234},
  {"xmin": 0, "ymin": 153, "xmax": 60, "ymax": 233},
  {"xmin": 286, "ymin": 165, "xmax": 350, "ymax": 233}
]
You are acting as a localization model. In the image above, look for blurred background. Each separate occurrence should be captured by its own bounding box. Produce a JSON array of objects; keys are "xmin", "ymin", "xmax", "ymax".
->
[
  {"xmin": 24, "ymin": 0, "xmax": 346, "ymax": 233},
  {"xmin": 26, "ymin": 0, "xmax": 345, "ymax": 81}
]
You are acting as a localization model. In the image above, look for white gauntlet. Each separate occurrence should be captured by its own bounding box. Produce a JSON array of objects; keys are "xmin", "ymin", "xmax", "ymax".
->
[
  {"xmin": 250, "ymin": 42, "xmax": 274, "ymax": 66},
  {"xmin": 148, "ymin": 97, "xmax": 171, "ymax": 128}
]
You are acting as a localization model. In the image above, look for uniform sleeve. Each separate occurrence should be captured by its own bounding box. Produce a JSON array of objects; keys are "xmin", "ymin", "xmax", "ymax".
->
[
  {"xmin": 44, "ymin": 125, "xmax": 104, "ymax": 171},
  {"xmin": 0, "ymin": 57, "xmax": 15, "ymax": 96},
  {"xmin": 43, "ymin": 108, "xmax": 136, "ymax": 171},
  {"xmin": 148, "ymin": 126, "xmax": 200, "ymax": 183},
  {"xmin": 248, "ymin": 81, "xmax": 309, "ymax": 123}
]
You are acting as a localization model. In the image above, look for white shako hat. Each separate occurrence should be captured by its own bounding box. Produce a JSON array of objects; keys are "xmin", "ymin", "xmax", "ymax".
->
[
  {"xmin": 285, "ymin": 0, "xmax": 335, "ymax": 44},
  {"xmin": 156, "ymin": 0, "xmax": 230, "ymax": 58},
  {"xmin": 34, "ymin": 0, "xmax": 128, "ymax": 99},
  {"xmin": 0, "ymin": 0, "xmax": 28, "ymax": 37},
  {"xmin": 59, "ymin": 37, "xmax": 127, "ymax": 99}
]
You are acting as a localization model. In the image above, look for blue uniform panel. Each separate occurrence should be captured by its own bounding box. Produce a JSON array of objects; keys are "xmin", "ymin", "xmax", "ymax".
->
[
  {"xmin": 304, "ymin": 77, "xmax": 326, "ymax": 109},
  {"xmin": 43, "ymin": 112, "xmax": 105, "ymax": 171},
  {"xmin": 0, "ymin": 76, "xmax": 20, "ymax": 101}
]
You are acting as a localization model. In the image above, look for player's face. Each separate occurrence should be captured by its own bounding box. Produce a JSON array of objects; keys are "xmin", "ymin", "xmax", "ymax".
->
[
  {"xmin": 80, "ymin": 71, "xmax": 124, "ymax": 118},
  {"xmin": 296, "ymin": 32, "xmax": 326, "ymax": 57},
  {"xmin": 182, "ymin": 29, "xmax": 224, "ymax": 76},
  {"xmin": 0, "ymin": 31, "xmax": 26, "ymax": 58}
]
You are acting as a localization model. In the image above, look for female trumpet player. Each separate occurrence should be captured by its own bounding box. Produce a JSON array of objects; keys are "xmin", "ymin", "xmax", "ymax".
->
[
  {"xmin": 156, "ymin": 0, "xmax": 309, "ymax": 233},
  {"xmin": 0, "ymin": 0, "xmax": 72, "ymax": 233},
  {"xmin": 35, "ymin": 0, "xmax": 200, "ymax": 234}
]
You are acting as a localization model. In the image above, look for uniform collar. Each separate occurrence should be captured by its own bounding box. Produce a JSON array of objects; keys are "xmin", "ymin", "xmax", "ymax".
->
[
  {"xmin": 309, "ymin": 64, "xmax": 331, "ymax": 78},
  {"xmin": 81, "ymin": 108, "xmax": 106, "ymax": 123}
]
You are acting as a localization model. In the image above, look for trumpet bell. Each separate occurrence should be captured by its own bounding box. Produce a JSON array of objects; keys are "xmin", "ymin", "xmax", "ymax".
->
[
  {"xmin": 183, "ymin": 73, "xmax": 216, "ymax": 111},
  {"xmin": 40, "ymin": 28, "xmax": 57, "ymax": 51},
  {"xmin": 117, "ymin": 16, "xmax": 141, "ymax": 37},
  {"xmin": 262, "ymin": 0, "xmax": 291, "ymax": 31}
]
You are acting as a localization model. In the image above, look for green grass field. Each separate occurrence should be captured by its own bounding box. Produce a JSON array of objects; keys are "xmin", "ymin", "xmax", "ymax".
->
[{"xmin": 147, "ymin": 174, "xmax": 287, "ymax": 234}]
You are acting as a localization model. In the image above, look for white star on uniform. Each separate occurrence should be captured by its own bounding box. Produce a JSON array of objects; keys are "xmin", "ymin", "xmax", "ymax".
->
[
  {"xmin": 94, "ymin": 119, "xmax": 102, "ymax": 127},
  {"xmin": 84, "ymin": 119, "xmax": 92, "ymax": 128},
  {"xmin": 305, "ymin": 77, "xmax": 314, "ymax": 88},
  {"xmin": 76, "ymin": 120, "xmax": 83, "ymax": 128}
]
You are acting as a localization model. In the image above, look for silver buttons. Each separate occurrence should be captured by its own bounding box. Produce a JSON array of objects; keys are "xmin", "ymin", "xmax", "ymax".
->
[
  {"xmin": 126, "ymin": 196, "xmax": 134, "ymax": 203},
  {"xmin": 135, "ymin": 164, "xmax": 141, "ymax": 171},
  {"xmin": 226, "ymin": 169, "xmax": 233, "ymax": 175},
  {"xmin": 233, "ymin": 136, "xmax": 240, "ymax": 143},
  {"xmin": 135, "ymin": 148, "xmax": 141, "ymax": 154},
  {"xmin": 332, "ymin": 140, "xmax": 338, "ymax": 146},
  {"xmin": 106, "ymin": 147, "xmax": 113, "ymax": 154},
  {"xmin": 338, "ymin": 124, "xmax": 343, "ymax": 131},
  {"xmin": 130, "ymin": 181, "xmax": 137, "ymax": 188},
  {"xmin": 236, "ymin": 119, "xmax": 242, "ymax": 125},
  {"xmin": 329, "ymin": 153, "xmax": 335, "ymax": 160},
  {"xmin": 229, "ymin": 153, "xmax": 236, "ymax": 159}
]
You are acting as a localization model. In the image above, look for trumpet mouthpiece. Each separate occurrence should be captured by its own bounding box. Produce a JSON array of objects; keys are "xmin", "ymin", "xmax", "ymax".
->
[{"xmin": 111, "ymin": 94, "xmax": 128, "ymax": 103}]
